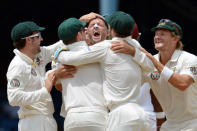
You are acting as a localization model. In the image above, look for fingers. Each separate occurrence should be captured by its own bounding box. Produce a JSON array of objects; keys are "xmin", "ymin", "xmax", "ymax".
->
[
  {"xmin": 45, "ymin": 72, "xmax": 55, "ymax": 93},
  {"xmin": 48, "ymin": 72, "xmax": 56, "ymax": 85},
  {"xmin": 111, "ymin": 43, "xmax": 133, "ymax": 55},
  {"xmin": 111, "ymin": 41, "xmax": 121, "ymax": 45},
  {"xmin": 55, "ymin": 65, "xmax": 77, "ymax": 79},
  {"xmin": 61, "ymin": 67, "xmax": 77, "ymax": 75},
  {"xmin": 48, "ymin": 71, "xmax": 55, "ymax": 79},
  {"xmin": 139, "ymin": 48, "xmax": 148, "ymax": 54},
  {"xmin": 62, "ymin": 64, "xmax": 76, "ymax": 69},
  {"xmin": 111, "ymin": 45, "xmax": 123, "ymax": 52},
  {"xmin": 111, "ymin": 42, "xmax": 125, "ymax": 52},
  {"xmin": 60, "ymin": 70, "xmax": 76, "ymax": 79},
  {"xmin": 55, "ymin": 84, "xmax": 62, "ymax": 91},
  {"xmin": 63, "ymin": 74, "xmax": 75, "ymax": 79},
  {"xmin": 51, "ymin": 75, "xmax": 56, "ymax": 85},
  {"xmin": 139, "ymin": 48, "xmax": 154, "ymax": 61},
  {"xmin": 62, "ymin": 65, "xmax": 77, "ymax": 72},
  {"xmin": 113, "ymin": 48, "xmax": 125, "ymax": 53}
]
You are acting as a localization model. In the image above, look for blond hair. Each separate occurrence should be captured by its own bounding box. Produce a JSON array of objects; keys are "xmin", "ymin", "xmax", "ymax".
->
[
  {"xmin": 79, "ymin": 12, "xmax": 108, "ymax": 28},
  {"xmin": 79, "ymin": 12, "xmax": 105, "ymax": 23},
  {"xmin": 171, "ymin": 32, "xmax": 183, "ymax": 50}
]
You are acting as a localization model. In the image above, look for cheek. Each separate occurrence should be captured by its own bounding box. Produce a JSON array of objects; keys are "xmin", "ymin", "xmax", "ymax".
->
[
  {"xmin": 153, "ymin": 36, "xmax": 157, "ymax": 42},
  {"xmin": 35, "ymin": 40, "xmax": 41, "ymax": 46},
  {"xmin": 88, "ymin": 29, "xmax": 94, "ymax": 35}
]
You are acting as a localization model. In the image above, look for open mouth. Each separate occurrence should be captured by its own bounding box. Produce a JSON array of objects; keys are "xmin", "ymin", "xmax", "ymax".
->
[
  {"xmin": 154, "ymin": 39, "xmax": 161, "ymax": 44},
  {"xmin": 92, "ymin": 31, "xmax": 101, "ymax": 42}
]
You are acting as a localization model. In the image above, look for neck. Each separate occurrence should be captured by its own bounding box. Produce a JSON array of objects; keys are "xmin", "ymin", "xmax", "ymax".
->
[
  {"xmin": 159, "ymin": 49, "xmax": 175, "ymax": 65},
  {"xmin": 19, "ymin": 48, "xmax": 34, "ymax": 60}
]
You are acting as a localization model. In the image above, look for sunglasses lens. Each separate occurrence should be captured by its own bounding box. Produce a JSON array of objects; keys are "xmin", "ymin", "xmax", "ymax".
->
[{"xmin": 159, "ymin": 19, "xmax": 171, "ymax": 24}]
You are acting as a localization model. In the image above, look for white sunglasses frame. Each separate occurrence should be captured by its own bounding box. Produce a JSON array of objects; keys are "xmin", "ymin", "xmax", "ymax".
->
[{"xmin": 21, "ymin": 32, "xmax": 41, "ymax": 39}]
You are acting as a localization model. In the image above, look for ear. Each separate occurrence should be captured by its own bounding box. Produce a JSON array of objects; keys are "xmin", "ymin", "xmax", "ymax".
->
[
  {"xmin": 84, "ymin": 27, "xmax": 88, "ymax": 33},
  {"xmin": 110, "ymin": 29, "xmax": 117, "ymax": 38},
  {"xmin": 106, "ymin": 29, "xmax": 110, "ymax": 37},
  {"xmin": 173, "ymin": 35, "xmax": 180, "ymax": 43},
  {"xmin": 76, "ymin": 32, "xmax": 82, "ymax": 41},
  {"xmin": 85, "ymin": 28, "xmax": 90, "ymax": 39},
  {"xmin": 25, "ymin": 37, "xmax": 32, "ymax": 44}
]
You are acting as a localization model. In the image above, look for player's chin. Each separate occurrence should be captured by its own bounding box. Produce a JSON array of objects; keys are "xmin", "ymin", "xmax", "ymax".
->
[
  {"xmin": 155, "ymin": 42, "xmax": 162, "ymax": 47},
  {"xmin": 37, "ymin": 48, "xmax": 41, "ymax": 53},
  {"xmin": 154, "ymin": 44, "xmax": 163, "ymax": 51},
  {"xmin": 92, "ymin": 37, "xmax": 102, "ymax": 43}
]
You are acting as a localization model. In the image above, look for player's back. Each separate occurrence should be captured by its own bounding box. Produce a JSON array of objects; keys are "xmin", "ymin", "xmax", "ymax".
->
[{"xmin": 99, "ymin": 37, "xmax": 142, "ymax": 110}]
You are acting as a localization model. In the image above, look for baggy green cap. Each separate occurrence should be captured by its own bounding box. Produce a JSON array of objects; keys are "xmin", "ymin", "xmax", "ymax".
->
[
  {"xmin": 105, "ymin": 11, "xmax": 135, "ymax": 36},
  {"xmin": 151, "ymin": 19, "xmax": 183, "ymax": 39},
  {"xmin": 58, "ymin": 17, "xmax": 86, "ymax": 42},
  {"xmin": 11, "ymin": 21, "xmax": 45, "ymax": 42}
]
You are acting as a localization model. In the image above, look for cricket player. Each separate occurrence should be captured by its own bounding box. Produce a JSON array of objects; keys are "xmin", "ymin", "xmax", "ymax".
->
[
  {"xmin": 112, "ymin": 18, "xmax": 197, "ymax": 131},
  {"xmin": 54, "ymin": 18, "xmax": 108, "ymax": 131},
  {"xmin": 54, "ymin": 11, "xmax": 152, "ymax": 131},
  {"xmin": 142, "ymin": 19, "xmax": 197, "ymax": 131},
  {"xmin": 7, "ymin": 21, "xmax": 66, "ymax": 131}
]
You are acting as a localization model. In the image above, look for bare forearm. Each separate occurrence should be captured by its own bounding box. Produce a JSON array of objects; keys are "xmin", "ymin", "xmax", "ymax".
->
[{"xmin": 168, "ymin": 73, "xmax": 194, "ymax": 91}]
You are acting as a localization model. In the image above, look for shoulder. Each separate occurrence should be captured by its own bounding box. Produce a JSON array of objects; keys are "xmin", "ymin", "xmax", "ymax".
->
[
  {"xmin": 130, "ymin": 39, "xmax": 141, "ymax": 48},
  {"xmin": 90, "ymin": 40, "xmax": 110, "ymax": 48},
  {"xmin": 153, "ymin": 53, "xmax": 159, "ymax": 60},
  {"xmin": 181, "ymin": 51, "xmax": 197, "ymax": 65},
  {"xmin": 181, "ymin": 51, "xmax": 197, "ymax": 58},
  {"xmin": 7, "ymin": 56, "xmax": 27, "ymax": 77}
]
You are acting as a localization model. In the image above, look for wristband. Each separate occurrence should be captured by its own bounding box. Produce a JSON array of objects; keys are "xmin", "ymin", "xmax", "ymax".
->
[
  {"xmin": 156, "ymin": 112, "xmax": 166, "ymax": 119},
  {"xmin": 161, "ymin": 66, "xmax": 173, "ymax": 81}
]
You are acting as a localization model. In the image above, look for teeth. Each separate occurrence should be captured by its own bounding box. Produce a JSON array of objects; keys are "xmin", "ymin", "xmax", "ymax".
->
[
  {"xmin": 94, "ymin": 32, "xmax": 100, "ymax": 36},
  {"xmin": 93, "ymin": 35, "xmax": 101, "ymax": 41}
]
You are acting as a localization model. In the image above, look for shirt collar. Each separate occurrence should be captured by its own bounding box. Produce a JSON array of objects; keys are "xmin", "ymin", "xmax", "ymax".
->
[
  {"xmin": 170, "ymin": 49, "xmax": 182, "ymax": 62},
  {"xmin": 112, "ymin": 36, "xmax": 132, "ymax": 41},
  {"xmin": 14, "ymin": 49, "xmax": 34, "ymax": 65},
  {"xmin": 111, "ymin": 36, "xmax": 140, "ymax": 47},
  {"xmin": 155, "ymin": 49, "xmax": 182, "ymax": 63}
]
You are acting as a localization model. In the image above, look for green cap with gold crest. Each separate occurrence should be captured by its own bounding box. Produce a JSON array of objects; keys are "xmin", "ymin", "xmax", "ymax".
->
[
  {"xmin": 11, "ymin": 21, "xmax": 45, "ymax": 42},
  {"xmin": 58, "ymin": 17, "xmax": 86, "ymax": 42},
  {"xmin": 151, "ymin": 19, "xmax": 182, "ymax": 39},
  {"xmin": 105, "ymin": 11, "xmax": 135, "ymax": 36}
]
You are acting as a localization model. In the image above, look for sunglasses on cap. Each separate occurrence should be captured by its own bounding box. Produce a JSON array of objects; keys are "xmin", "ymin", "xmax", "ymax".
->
[
  {"xmin": 21, "ymin": 32, "xmax": 42, "ymax": 39},
  {"xmin": 159, "ymin": 19, "xmax": 173, "ymax": 24},
  {"xmin": 158, "ymin": 19, "xmax": 181, "ymax": 36}
]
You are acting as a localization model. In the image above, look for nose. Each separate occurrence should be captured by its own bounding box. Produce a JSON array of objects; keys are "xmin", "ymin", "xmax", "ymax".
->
[
  {"xmin": 40, "ymin": 36, "xmax": 43, "ymax": 41},
  {"xmin": 94, "ymin": 24, "xmax": 99, "ymax": 28},
  {"xmin": 154, "ymin": 34, "xmax": 160, "ymax": 39}
]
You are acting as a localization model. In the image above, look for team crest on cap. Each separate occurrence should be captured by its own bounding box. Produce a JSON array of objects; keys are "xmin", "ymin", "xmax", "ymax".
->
[
  {"xmin": 158, "ymin": 22, "xmax": 166, "ymax": 26},
  {"xmin": 10, "ymin": 79, "xmax": 20, "ymax": 88},
  {"xmin": 190, "ymin": 67, "xmax": 197, "ymax": 75},
  {"xmin": 151, "ymin": 71, "xmax": 160, "ymax": 80},
  {"xmin": 31, "ymin": 68, "xmax": 37, "ymax": 76}
]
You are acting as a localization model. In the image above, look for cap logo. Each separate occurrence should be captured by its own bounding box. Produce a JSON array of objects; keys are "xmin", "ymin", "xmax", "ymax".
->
[{"xmin": 158, "ymin": 22, "xmax": 166, "ymax": 26}]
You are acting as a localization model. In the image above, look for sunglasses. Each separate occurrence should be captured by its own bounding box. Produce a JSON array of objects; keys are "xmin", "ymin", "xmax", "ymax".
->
[
  {"xmin": 21, "ymin": 32, "xmax": 42, "ymax": 39},
  {"xmin": 159, "ymin": 19, "xmax": 180, "ymax": 36},
  {"xmin": 159, "ymin": 19, "xmax": 173, "ymax": 25}
]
